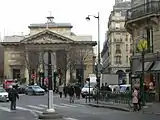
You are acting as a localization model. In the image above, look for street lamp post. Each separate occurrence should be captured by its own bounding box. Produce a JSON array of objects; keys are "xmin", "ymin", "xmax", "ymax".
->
[
  {"xmin": 137, "ymin": 38, "xmax": 148, "ymax": 106},
  {"xmin": 86, "ymin": 12, "xmax": 101, "ymax": 89},
  {"xmin": 47, "ymin": 50, "xmax": 54, "ymax": 112},
  {"xmin": 141, "ymin": 50, "xmax": 145, "ymax": 106}
]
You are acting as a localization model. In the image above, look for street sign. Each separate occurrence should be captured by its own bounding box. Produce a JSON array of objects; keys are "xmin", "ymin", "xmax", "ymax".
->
[
  {"xmin": 137, "ymin": 39, "xmax": 148, "ymax": 52},
  {"xmin": 31, "ymin": 74, "xmax": 36, "ymax": 79}
]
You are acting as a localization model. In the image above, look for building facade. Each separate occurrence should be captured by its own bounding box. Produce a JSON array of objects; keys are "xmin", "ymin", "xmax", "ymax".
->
[
  {"xmin": 1, "ymin": 17, "xmax": 96, "ymax": 85},
  {"xmin": 125, "ymin": 0, "xmax": 160, "ymax": 101},
  {"xmin": 102, "ymin": 0, "xmax": 132, "ymax": 84}
]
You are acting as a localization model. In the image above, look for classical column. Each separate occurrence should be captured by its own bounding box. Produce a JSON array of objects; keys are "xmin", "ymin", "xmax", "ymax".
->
[
  {"xmin": 39, "ymin": 52, "xmax": 44, "ymax": 87},
  {"xmin": 24, "ymin": 51, "xmax": 29, "ymax": 84},
  {"xmin": 51, "ymin": 52, "xmax": 56, "ymax": 71},
  {"xmin": 126, "ymin": 72, "xmax": 129, "ymax": 84}
]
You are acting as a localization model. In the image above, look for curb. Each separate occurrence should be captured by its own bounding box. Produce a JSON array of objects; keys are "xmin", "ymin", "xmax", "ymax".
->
[
  {"xmin": 85, "ymin": 103, "xmax": 131, "ymax": 112},
  {"xmin": 142, "ymin": 111, "xmax": 160, "ymax": 115}
]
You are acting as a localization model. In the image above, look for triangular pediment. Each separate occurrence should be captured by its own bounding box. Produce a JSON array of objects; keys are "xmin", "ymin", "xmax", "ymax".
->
[{"xmin": 20, "ymin": 29, "xmax": 74, "ymax": 44}]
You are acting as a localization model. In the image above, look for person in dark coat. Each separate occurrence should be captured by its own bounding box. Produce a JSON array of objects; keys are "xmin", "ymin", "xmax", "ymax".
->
[
  {"xmin": 76, "ymin": 86, "xmax": 81, "ymax": 99},
  {"xmin": 8, "ymin": 85, "xmax": 19, "ymax": 110},
  {"xmin": 68, "ymin": 85, "xmax": 75, "ymax": 103},
  {"xmin": 63, "ymin": 86, "xmax": 68, "ymax": 98}
]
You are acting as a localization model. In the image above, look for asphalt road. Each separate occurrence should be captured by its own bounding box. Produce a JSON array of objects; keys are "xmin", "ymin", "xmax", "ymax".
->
[{"xmin": 0, "ymin": 93, "xmax": 159, "ymax": 120}]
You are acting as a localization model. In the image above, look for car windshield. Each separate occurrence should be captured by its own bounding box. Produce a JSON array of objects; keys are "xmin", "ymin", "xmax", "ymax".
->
[
  {"xmin": 83, "ymin": 83, "xmax": 94, "ymax": 88},
  {"xmin": 0, "ymin": 88, "xmax": 6, "ymax": 92},
  {"xmin": 120, "ymin": 86, "xmax": 126, "ymax": 91},
  {"xmin": 33, "ymin": 86, "xmax": 41, "ymax": 89}
]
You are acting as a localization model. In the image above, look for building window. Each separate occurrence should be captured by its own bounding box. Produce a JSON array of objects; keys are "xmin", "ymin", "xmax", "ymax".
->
[
  {"xmin": 114, "ymin": 56, "xmax": 122, "ymax": 64},
  {"xmin": 126, "ymin": 56, "xmax": 128, "ymax": 63},
  {"xmin": 116, "ymin": 44, "xmax": 120, "ymax": 49},
  {"xmin": 116, "ymin": 32, "xmax": 121, "ymax": 35},
  {"xmin": 126, "ymin": 34, "xmax": 128, "ymax": 41},
  {"xmin": 126, "ymin": 44, "xmax": 128, "ymax": 52},
  {"xmin": 115, "ymin": 44, "xmax": 121, "ymax": 53},
  {"xmin": 130, "ymin": 44, "xmax": 133, "ymax": 53}
]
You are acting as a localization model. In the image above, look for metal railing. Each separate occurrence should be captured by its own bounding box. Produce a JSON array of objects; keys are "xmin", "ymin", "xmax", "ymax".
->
[
  {"xmin": 126, "ymin": 1, "xmax": 160, "ymax": 21},
  {"xmin": 99, "ymin": 91, "xmax": 132, "ymax": 104},
  {"xmin": 85, "ymin": 90, "xmax": 157, "ymax": 105},
  {"xmin": 85, "ymin": 91, "xmax": 132, "ymax": 105}
]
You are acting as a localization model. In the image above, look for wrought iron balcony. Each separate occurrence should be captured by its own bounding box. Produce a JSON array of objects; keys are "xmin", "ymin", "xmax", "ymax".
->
[{"xmin": 126, "ymin": 1, "xmax": 160, "ymax": 21}]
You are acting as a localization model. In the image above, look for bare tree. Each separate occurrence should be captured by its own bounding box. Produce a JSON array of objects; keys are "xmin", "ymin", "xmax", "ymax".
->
[
  {"xmin": 74, "ymin": 45, "xmax": 93, "ymax": 83},
  {"xmin": 22, "ymin": 50, "xmax": 39, "ymax": 84},
  {"xmin": 57, "ymin": 45, "xmax": 94, "ymax": 85}
]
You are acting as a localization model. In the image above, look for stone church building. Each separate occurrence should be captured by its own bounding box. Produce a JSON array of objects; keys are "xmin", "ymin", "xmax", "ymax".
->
[{"xmin": 1, "ymin": 17, "xmax": 96, "ymax": 85}]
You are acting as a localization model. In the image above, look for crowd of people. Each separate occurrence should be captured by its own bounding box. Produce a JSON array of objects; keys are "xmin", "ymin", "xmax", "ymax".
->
[{"xmin": 58, "ymin": 83, "xmax": 82, "ymax": 103}]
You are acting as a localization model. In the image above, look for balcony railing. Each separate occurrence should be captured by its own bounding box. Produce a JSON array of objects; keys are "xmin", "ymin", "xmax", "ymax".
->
[{"xmin": 126, "ymin": 1, "xmax": 160, "ymax": 21}]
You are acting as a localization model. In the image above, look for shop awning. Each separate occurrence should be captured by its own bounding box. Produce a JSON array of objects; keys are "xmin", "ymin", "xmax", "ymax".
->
[
  {"xmin": 135, "ymin": 62, "xmax": 153, "ymax": 72},
  {"xmin": 151, "ymin": 61, "xmax": 160, "ymax": 72}
]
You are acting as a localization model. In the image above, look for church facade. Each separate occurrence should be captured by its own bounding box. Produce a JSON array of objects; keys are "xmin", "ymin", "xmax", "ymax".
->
[{"xmin": 1, "ymin": 19, "xmax": 96, "ymax": 85}]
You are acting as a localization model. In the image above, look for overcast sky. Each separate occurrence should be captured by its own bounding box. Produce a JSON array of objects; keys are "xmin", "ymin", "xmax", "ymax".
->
[{"xmin": 0, "ymin": 0, "xmax": 115, "ymax": 50}]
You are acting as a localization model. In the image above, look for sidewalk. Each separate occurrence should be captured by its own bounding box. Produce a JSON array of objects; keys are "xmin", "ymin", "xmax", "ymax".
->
[
  {"xmin": 83, "ymin": 99, "xmax": 160, "ymax": 115},
  {"xmin": 142, "ymin": 103, "xmax": 160, "ymax": 115}
]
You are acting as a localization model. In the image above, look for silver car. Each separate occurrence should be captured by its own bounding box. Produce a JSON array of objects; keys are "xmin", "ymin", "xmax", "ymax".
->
[
  {"xmin": 0, "ymin": 87, "xmax": 9, "ymax": 102},
  {"xmin": 25, "ymin": 85, "xmax": 45, "ymax": 95}
]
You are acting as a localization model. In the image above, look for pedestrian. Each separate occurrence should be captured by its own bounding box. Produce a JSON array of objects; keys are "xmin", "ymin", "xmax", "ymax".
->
[
  {"xmin": 137, "ymin": 87, "xmax": 141, "ymax": 111},
  {"xmin": 76, "ymin": 86, "xmax": 81, "ymax": 99},
  {"xmin": 8, "ymin": 85, "xmax": 19, "ymax": 110},
  {"xmin": 68, "ymin": 85, "xmax": 75, "ymax": 103},
  {"xmin": 59, "ymin": 85, "xmax": 63, "ymax": 98},
  {"xmin": 63, "ymin": 86, "xmax": 68, "ymax": 98},
  {"xmin": 132, "ymin": 87, "xmax": 138, "ymax": 111}
]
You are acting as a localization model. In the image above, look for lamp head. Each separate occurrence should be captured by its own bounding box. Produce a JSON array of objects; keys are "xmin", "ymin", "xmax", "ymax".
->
[{"xmin": 85, "ymin": 16, "xmax": 90, "ymax": 21}]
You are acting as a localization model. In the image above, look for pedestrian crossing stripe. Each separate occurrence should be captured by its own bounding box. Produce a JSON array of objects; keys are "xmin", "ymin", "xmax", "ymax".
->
[
  {"xmin": 27, "ymin": 105, "xmax": 44, "ymax": 110},
  {"xmin": 39, "ymin": 104, "xmax": 47, "ymax": 108},
  {"xmin": 0, "ymin": 106, "xmax": 11, "ymax": 112},
  {"xmin": 64, "ymin": 118, "xmax": 78, "ymax": 120},
  {"xmin": 0, "ymin": 103, "xmax": 85, "ymax": 113},
  {"xmin": 16, "ymin": 106, "xmax": 42, "ymax": 114},
  {"xmin": 61, "ymin": 103, "xmax": 77, "ymax": 108}
]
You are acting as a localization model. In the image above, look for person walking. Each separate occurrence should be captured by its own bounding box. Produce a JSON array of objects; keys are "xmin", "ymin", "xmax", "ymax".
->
[
  {"xmin": 132, "ymin": 87, "xmax": 138, "ymax": 111},
  {"xmin": 68, "ymin": 85, "xmax": 75, "ymax": 103},
  {"xmin": 8, "ymin": 85, "xmax": 19, "ymax": 110},
  {"xmin": 63, "ymin": 86, "xmax": 68, "ymax": 98},
  {"xmin": 59, "ymin": 85, "xmax": 63, "ymax": 98}
]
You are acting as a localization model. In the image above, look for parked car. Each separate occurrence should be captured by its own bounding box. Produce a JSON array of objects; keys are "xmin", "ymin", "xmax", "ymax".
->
[
  {"xmin": 18, "ymin": 84, "xmax": 28, "ymax": 94},
  {"xmin": 120, "ymin": 84, "xmax": 131, "ymax": 93},
  {"xmin": 109, "ymin": 85, "xmax": 120, "ymax": 93},
  {"xmin": 0, "ymin": 87, "xmax": 9, "ymax": 102},
  {"xmin": 81, "ymin": 83, "xmax": 96, "ymax": 98},
  {"xmin": 25, "ymin": 85, "xmax": 45, "ymax": 95}
]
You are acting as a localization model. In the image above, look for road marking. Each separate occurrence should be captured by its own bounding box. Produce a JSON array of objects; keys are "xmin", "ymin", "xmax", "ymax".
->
[
  {"xmin": 73, "ymin": 104, "xmax": 85, "ymax": 107},
  {"xmin": 27, "ymin": 105, "xmax": 44, "ymax": 110},
  {"xmin": 0, "ymin": 106, "xmax": 11, "ymax": 112},
  {"xmin": 16, "ymin": 106, "xmax": 42, "ymax": 114},
  {"xmin": 54, "ymin": 104, "xmax": 68, "ymax": 108},
  {"xmin": 39, "ymin": 104, "xmax": 47, "ymax": 108},
  {"xmin": 64, "ymin": 118, "xmax": 78, "ymax": 120},
  {"xmin": 60, "ymin": 103, "xmax": 78, "ymax": 108}
]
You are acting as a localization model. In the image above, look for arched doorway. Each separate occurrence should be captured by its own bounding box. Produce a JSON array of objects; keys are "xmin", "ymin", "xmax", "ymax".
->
[{"xmin": 116, "ymin": 70, "xmax": 126, "ymax": 84}]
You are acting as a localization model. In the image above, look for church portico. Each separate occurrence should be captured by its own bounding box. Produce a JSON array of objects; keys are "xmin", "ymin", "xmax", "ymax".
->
[{"xmin": 2, "ymin": 28, "xmax": 96, "ymax": 85}]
